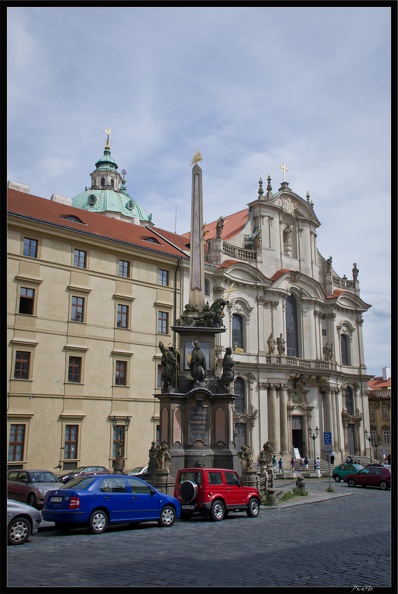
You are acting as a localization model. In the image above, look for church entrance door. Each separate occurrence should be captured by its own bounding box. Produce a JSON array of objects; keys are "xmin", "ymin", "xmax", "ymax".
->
[{"xmin": 292, "ymin": 416, "xmax": 304, "ymax": 457}]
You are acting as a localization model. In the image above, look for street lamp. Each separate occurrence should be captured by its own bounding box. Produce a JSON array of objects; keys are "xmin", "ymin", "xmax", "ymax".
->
[
  {"xmin": 373, "ymin": 435, "xmax": 381, "ymax": 462},
  {"xmin": 364, "ymin": 429, "xmax": 373, "ymax": 463},
  {"xmin": 308, "ymin": 426, "xmax": 319, "ymax": 471}
]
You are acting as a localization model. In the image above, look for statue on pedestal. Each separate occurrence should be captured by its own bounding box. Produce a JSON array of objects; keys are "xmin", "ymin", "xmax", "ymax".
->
[
  {"xmin": 276, "ymin": 334, "xmax": 286, "ymax": 355},
  {"xmin": 218, "ymin": 347, "xmax": 239, "ymax": 392},
  {"xmin": 258, "ymin": 441, "xmax": 273, "ymax": 475},
  {"xmin": 156, "ymin": 443, "xmax": 172, "ymax": 474},
  {"xmin": 267, "ymin": 333, "xmax": 276, "ymax": 354},
  {"xmin": 189, "ymin": 341, "xmax": 207, "ymax": 384},
  {"xmin": 239, "ymin": 445, "xmax": 255, "ymax": 472},
  {"xmin": 159, "ymin": 341, "xmax": 179, "ymax": 391}
]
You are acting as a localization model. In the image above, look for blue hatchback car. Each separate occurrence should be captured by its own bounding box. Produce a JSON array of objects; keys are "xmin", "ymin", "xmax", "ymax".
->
[{"xmin": 42, "ymin": 474, "xmax": 180, "ymax": 534}]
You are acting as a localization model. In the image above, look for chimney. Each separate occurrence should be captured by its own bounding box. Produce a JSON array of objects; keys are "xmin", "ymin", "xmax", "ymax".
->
[{"xmin": 382, "ymin": 367, "xmax": 390, "ymax": 381}]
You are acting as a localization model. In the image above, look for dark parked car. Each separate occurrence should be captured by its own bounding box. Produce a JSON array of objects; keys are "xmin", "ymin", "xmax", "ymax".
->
[
  {"xmin": 58, "ymin": 466, "xmax": 110, "ymax": 484},
  {"xmin": 7, "ymin": 470, "xmax": 64, "ymax": 508},
  {"xmin": 174, "ymin": 467, "xmax": 261, "ymax": 521},
  {"xmin": 343, "ymin": 466, "xmax": 390, "ymax": 490},
  {"xmin": 43, "ymin": 474, "xmax": 180, "ymax": 533},
  {"xmin": 128, "ymin": 466, "xmax": 149, "ymax": 477},
  {"xmin": 8, "ymin": 499, "xmax": 42, "ymax": 545},
  {"xmin": 332, "ymin": 463, "xmax": 363, "ymax": 482}
]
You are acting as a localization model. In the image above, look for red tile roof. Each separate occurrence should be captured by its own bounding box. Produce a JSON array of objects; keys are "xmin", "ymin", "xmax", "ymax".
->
[
  {"xmin": 7, "ymin": 188, "xmax": 189, "ymax": 260},
  {"xmin": 184, "ymin": 208, "xmax": 249, "ymax": 241},
  {"xmin": 368, "ymin": 376, "xmax": 391, "ymax": 391}
]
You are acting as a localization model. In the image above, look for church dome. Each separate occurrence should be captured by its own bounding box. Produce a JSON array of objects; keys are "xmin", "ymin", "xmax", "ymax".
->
[{"xmin": 72, "ymin": 130, "xmax": 152, "ymax": 224}]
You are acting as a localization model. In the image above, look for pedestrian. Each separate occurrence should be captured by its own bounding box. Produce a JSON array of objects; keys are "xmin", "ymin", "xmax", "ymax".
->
[
  {"xmin": 315, "ymin": 457, "xmax": 320, "ymax": 473},
  {"xmin": 291, "ymin": 457, "xmax": 295, "ymax": 472},
  {"xmin": 304, "ymin": 456, "xmax": 309, "ymax": 470},
  {"xmin": 278, "ymin": 457, "xmax": 284, "ymax": 474},
  {"xmin": 272, "ymin": 455, "xmax": 277, "ymax": 471},
  {"xmin": 300, "ymin": 458, "xmax": 304, "ymax": 470}
]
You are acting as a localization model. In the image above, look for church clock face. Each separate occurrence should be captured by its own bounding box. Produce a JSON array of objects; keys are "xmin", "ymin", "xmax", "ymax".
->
[{"xmin": 282, "ymin": 196, "xmax": 295, "ymax": 214}]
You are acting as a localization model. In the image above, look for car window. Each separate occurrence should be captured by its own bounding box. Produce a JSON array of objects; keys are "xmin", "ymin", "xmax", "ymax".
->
[
  {"xmin": 225, "ymin": 472, "xmax": 240, "ymax": 486},
  {"xmin": 126, "ymin": 477, "xmax": 152, "ymax": 494},
  {"xmin": 348, "ymin": 465, "xmax": 356, "ymax": 470},
  {"xmin": 19, "ymin": 472, "xmax": 29, "ymax": 482},
  {"xmin": 61, "ymin": 476, "xmax": 97, "ymax": 489},
  {"xmin": 99, "ymin": 477, "xmax": 127, "ymax": 493},
  {"xmin": 30, "ymin": 472, "xmax": 59, "ymax": 482},
  {"xmin": 179, "ymin": 472, "xmax": 202, "ymax": 484},
  {"xmin": 371, "ymin": 469, "xmax": 382, "ymax": 475},
  {"xmin": 340, "ymin": 465, "xmax": 346, "ymax": 471},
  {"xmin": 8, "ymin": 471, "xmax": 19, "ymax": 480},
  {"xmin": 208, "ymin": 472, "xmax": 223, "ymax": 485},
  {"xmin": 359, "ymin": 469, "xmax": 370, "ymax": 475}
]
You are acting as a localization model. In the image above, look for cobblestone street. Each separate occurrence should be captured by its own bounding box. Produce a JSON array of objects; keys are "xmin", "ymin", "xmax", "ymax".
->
[{"xmin": 6, "ymin": 479, "xmax": 393, "ymax": 590}]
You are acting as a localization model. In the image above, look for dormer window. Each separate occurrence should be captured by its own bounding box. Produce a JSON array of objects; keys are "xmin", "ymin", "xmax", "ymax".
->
[
  {"xmin": 87, "ymin": 194, "xmax": 97, "ymax": 206},
  {"xmin": 126, "ymin": 200, "xmax": 133, "ymax": 211}
]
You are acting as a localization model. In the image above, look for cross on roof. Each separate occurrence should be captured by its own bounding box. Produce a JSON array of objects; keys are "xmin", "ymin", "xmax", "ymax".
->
[{"xmin": 280, "ymin": 162, "xmax": 288, "ymax": 182}]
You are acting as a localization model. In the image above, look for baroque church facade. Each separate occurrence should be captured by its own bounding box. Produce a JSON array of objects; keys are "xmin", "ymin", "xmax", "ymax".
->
[{"xmin": 7, "ymin": 134, "xmax": 372, "ymax": 472}]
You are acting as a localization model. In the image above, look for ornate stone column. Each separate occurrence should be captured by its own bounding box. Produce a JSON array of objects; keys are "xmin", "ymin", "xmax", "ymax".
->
[
  {"xmin": 267, "ymin": 384, "xmax": 280, "ymax": 453},
  {"xmin": 279, "ymin": 384, "xmax": 288, "ymax": 453},
  {"xmin": 322, "ymin": 387, "xmax": 333, "ymax": 433}
]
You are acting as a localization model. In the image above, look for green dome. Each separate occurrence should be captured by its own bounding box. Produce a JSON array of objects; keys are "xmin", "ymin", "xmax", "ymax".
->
[
  {"xmin": 71, "ymin": 133, "xmax": 152, "ymax": 224},
  {"xmin": 72, "ymin": 188, "xmax": 151, "ymax": 222}
]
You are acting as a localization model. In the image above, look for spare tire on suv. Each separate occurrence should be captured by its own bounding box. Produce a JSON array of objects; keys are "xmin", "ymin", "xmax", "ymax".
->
[{"xmin": 180, "ymin": 480, "xmax": 198, "ymax": 503}]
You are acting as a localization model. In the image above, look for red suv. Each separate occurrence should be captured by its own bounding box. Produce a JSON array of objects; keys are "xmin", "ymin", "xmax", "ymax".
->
[{"xmin": 174, "ymin": 467, "xmax": 261, "ymax": 521}]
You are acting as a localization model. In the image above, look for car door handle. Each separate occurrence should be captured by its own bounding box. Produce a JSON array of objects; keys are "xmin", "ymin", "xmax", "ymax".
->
[{"xmin": 104, "ymin": 496, "xmax": 110, "ymax": 500}]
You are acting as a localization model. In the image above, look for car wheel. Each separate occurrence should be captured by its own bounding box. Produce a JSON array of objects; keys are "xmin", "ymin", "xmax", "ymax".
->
[
  {"xmin": 27, "ymin": 493, "xmax": 37, "ymax": 508},
  {"xmin": 88, "ymin": 509, "xmax": 108, "ymax": 534},
  {"xmin": 180, "ymin": 511, "xmax": 193, "ymax": 521},
  {"xmin": 347, "ymin": 479, "xmax": 356, "ymax": 488},
  {"xmin": 158, "ymin": 505, "xmax": 176, "ymax": 527},
  {"xmin": 247, "ymin": 498, "xmax": 260, "ymax": 518},
  {"xmin": 333, "ymin": 475, "xmax": 341, "ymax": 482},
  {"xmin": 8, "ymin": 517, "xmax": 32, "ymax": 545},
  {"xmin": 210, "ymin": 500, "xmax": 225, "ymax": 521},
  {"xmin": 379, "ymin": 481, "xmax": 388, "ymax": 490}
]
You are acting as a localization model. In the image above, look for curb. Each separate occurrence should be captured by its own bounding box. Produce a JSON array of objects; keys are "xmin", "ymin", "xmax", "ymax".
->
[{"xmin": 260, "ymin": 491, "xmax": 355, "ymax": 509}]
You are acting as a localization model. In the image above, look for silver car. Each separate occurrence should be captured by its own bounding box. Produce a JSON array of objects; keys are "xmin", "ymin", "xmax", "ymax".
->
[
  {"xmin": 7, "ymin": 469, "xmax": 64, "ymax": 508},
  {"xmin": 8, "ymin": 499, "xmax": 42, "ymax": 545}
]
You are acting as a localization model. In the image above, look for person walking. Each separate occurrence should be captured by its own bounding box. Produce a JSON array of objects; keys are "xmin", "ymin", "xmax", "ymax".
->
[
  {"xmin": 272, "ymin": 455, "xmax": 277, "ymax": 471},
  {"xmin": 315, "ymin": 457, "xmax": 321, "ymax": 474},
  {"xmin": 304, "ymin": 456, "xmax": 309, "ymax": 471},
  {"xmin": 278, "ymin": 457, "xmax": 284, "ymax": 475},
  {"xmin": 290, "ymin": 457, "xmax": 296, "ymax": 472}
]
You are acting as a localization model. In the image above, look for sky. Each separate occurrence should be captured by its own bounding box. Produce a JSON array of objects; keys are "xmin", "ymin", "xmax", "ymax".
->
[{"xmin": 6, "ymin": 4, "xmax": 392, "ymax": 377}]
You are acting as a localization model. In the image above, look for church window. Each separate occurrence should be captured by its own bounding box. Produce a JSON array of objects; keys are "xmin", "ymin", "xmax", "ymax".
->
[
  {"xmin": 341, "ymin": 334, "xmax": 349, "ymax": 365},
  {"xmin": 232, "ymin": 314, "xmax": 244, "ymax": 350},
  {"xmin": 101, "ymin": 177, "xmax": 105, "ymax": 188},
  {"xmin": 205, "ymin": 279, "xmax": 210, "ymax": 296},
  {"xmin": 286, "ymin": 294, "xmax": 299, "ymax": 357},
  {"xmin": 345, "ymin": 386, "xmax": 354, "ymax": 415},
  {"xmin": 234, "ymin": 378, "xmax": 246, "ymax": 413},
  {"xmin": 111, "ymin": 179, "xmax": 114, "ymax": 189}
]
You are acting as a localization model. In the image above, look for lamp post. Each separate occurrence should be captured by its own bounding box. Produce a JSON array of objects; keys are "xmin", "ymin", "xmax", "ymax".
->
[
  {"xmin": 364, "ymin": 429, "xmax": 373, "ymax": 463},
  {"xmin": 308, "ymin": 426, "xmax": 319, "ymax": 472},
  {"xmin": 373, "ymin": 435, "xmax": 381, "ymax": 462}
]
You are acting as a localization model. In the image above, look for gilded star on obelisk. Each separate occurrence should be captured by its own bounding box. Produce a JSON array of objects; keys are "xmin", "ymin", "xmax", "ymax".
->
[{"xmin": 191, "ymin": 150, "xmax": 203, "ymax": 166}]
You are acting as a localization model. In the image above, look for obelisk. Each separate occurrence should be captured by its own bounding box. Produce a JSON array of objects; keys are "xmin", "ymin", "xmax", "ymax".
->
[{"xmin": 189, "ymin": 150, "xmax": 205, "ymax": 311}]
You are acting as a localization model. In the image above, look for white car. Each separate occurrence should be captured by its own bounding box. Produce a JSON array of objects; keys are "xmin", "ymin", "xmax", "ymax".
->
[
  {"xmin": 128, "ymin": 466, "xmax": 149, "ymax": 476},
  {"xmin": 8, "ymin": 499, "xmax": 42, "ymax": 545}
]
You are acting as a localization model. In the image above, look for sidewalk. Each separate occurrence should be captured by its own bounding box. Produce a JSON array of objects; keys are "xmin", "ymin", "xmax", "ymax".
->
[{"xmin": 261, "ymin": 477, "xmax": 355, "ymax": 508}]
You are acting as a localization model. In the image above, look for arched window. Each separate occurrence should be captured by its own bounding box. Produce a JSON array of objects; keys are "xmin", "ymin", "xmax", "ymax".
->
[
  {"xmin": 341, "ymin": 334, "xmax": 349, "ymax": 365},
  {"xmin": 345, "ymin": 386, "xmax": 354, "ymax": 415},
  {"xmin": 286, "ymin": 294, "xmax": 299, "ymax": 357},
  {"xmin": 101, "ymin": 177, "xmax": 105, "ymax": 188},
  {"xmin": 232, "ymin": 314, "xmax": 244, "ymax": 350},
  {"xmin": 111, "ymin": 179, "xmax": 114, "ymax": 189},
  {"xmin": 234, "ymin": 378, "xmax": 246, "ymax": 413}
]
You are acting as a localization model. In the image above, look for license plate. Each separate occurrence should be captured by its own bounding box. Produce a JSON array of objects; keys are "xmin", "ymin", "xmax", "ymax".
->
[
  {"xmin": 182, "ymin": 505, "xmax": 195, "ymax": 510},
  {"xmin": 50, "ymin": 496, "xmax": 63, "ymax": 503}
]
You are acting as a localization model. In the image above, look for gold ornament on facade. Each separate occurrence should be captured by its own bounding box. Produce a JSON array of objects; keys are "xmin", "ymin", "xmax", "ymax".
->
[{"xmin": 191, "ymin": 150, "xmax": 203, "ymax": 166}]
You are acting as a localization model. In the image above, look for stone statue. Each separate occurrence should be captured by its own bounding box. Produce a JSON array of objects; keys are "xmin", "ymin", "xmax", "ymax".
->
[
  {"xmin": 276, "ymin": 334, "xmax": 286, "ymax": 355},
  {"xmin": 159, "ymin": 341, "xmax": 179, "ymax": 391},
  {"xmin": 284, "ymin": 224, "xmax": 293, "ymax": 241},
  {"xmin": 324, "ymin": 343, "xmax": 334, "ymax": 361},
  {"xmin": 239, "ymin": 445, "xmax": 255, "ymax": 471},
  {"xmin": 326, "ymin": 256, "xmax": 333, "ymax": 272},
  {"xmin": 216, "ymin": 217, "xmax": 224, "ymax": 239},
  {"xmin": 189, "ymin": 341, "xmax": 207, "ymax": 384},
  {"xmin": 253, "ymin": 229, "xmax": 262, "ymax": 251},
  {"xmin": 352, "ymin": 263, "xmax": 359, "ymax": 281},
  {"xmin": 156, "ymin": 442, "xmax": 171, "ymax": 473},
  {"xmin": 258, "ymin": 441, "xmax": 273, "ymax": 474},
  {"xmin": 267, "ymin": 333, "xmax": 276, "ymax": 354},
  {"xmin": 218, "ymin": 347, "xmax": 239, "ymax": 392}
]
